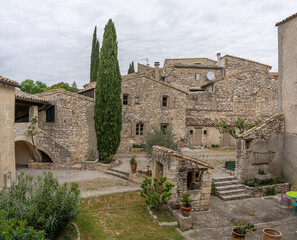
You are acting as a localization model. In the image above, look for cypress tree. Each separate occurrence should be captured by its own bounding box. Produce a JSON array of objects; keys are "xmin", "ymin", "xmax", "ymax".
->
[
  {"xmin": 127, "ymin": 61, "xmax": 135, "ymax": 74},
  {"xmin": 90, "ymin": 26, "xmax": 100, "ymax": 82},
  {"xmin": 94, "ymin": 19, "xmax": 122, "ymax": 162}
]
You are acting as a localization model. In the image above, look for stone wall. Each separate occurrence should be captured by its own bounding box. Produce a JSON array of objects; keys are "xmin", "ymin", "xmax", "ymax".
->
[
  {"xmin": 235, "ymin": 113, "xmax": 285, "ymax": 182},
  {"xmin": 151, "ymin": 146, "xmax": 214, "ymax": 211},
  {"xmin": 246, "ymin": 183, "xmax": 289, "ymax": 198},
  {"xmin": 0, "ymin": 83, "xmax": 17, "ymax": 187}
]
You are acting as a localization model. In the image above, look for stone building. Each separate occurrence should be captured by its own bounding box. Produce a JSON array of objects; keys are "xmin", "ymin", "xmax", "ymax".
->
[
  {"xmin": 0, "ymin": 76, "xmax": 20, "ymax": 187},
  {"xmin": 276, "ymin": 13, "xmax": 297, "ymax": 185},
  {"xmin": 14, "ymin": 89, "xmax": 97, "ymax": 169},
  {"xmin": 78, "ymin": 54, "xmax": 278, "ymax": 150}
]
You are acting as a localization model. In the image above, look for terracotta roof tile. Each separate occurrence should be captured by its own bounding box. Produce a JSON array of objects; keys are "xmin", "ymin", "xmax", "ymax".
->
[
  {"xmin": 15, "ymin": 89, "xmax": 49, "ymax": 103},
  {"xmin": 0, "ymin": 75, "xmax": 20, "ymax": 87},
  {"xmin": 36, "ymin": 89, "xmax": 95, "ymax": 102},
  {"xmin": 276, "ymin": 12, "xmax": 297, "ymax": 26},
  {"xmin": 222, "ymin": 55, "xmax": 272, "ymax": 68}
]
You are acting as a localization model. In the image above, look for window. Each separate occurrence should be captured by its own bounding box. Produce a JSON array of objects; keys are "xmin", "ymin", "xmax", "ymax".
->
[
  {"xmin": 123, "ymin": 94, "xmax": 129, "ymax": 105},
  {"xmin": 195, "ymin": 73, "xmax": 200, "ymax": 80},
  {"xmin": 46, "ymin": 106, "xmax": 55, "ymax": 123},
  {"xmin": 161, "ymin": 123, "xmax": 169, "ymax": 133},
  {"xmin": 161, "ymin": 76, "xmax": 165, "ymax": 81},
  {"xmin": 162, "ymin": 96, "xmax": 168, "ymax": 107},
  {"xmin": 189, "ymin": 130, "xmax": 193, "ymax": 135},
  {"xmin": 203, "ymin": 130, "xmax": 207, "ymax": 135},
  {"xmin": 136, "ymin": 123, "xmax": 144, "ymax": 135}
]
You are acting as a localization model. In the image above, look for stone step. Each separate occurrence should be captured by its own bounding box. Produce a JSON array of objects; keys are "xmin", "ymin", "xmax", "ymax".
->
[
  {"xmin": 220, "ymin": 193, "xmax": 250, "ymax": 201},
  {"xmin": 215, "ymin": 184, "xmax": 246, "ymax": 191},
  {"xmin": 108, "ymin": 168, "xmax": 129, "ymax": 177},
  {"xmin": 106, "ymin": 170, "xmax": 129, "ymax": 180},
  {"xmin": 216, "ymin": 188, "xmax": 247, "ymax": 196},
  {"xmin": 213, "ymin": 176, "xmax": 236, "ymax": 183},
  {"xmin": 213, "ymin": 180, "xmax": 239, "ymax": 187}
]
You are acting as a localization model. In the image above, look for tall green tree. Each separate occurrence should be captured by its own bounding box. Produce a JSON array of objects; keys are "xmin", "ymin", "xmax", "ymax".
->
[
  {"xmin": 45, "ymin": 82, "xmax": 78, "ymax": 93},
  {"xmin": 20, "ymin": 79, "xmax": 47, "ymax": 94},
  {"xmin": 127, "ymin": 61, "xmax": 135, "ymax": 74},
  {"xmin": 94, "ymin": 19, "xmax": 122, "ymax": 162},
  {"xmin": 90, "ymin": 26, "xmax": 100, "ymax": 82}
]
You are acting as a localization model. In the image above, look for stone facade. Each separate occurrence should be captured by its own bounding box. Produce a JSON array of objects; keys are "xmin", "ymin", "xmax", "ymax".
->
[
  {"xmin": 246, "ymin": 183, "xmax": 289, "ymax": 198},
  {"xmin": 276, "ymin": 13, "xmax": 297, "ymax": 185},
  {"xmin": 0, "ymin": 76, "xmax": 20, "ymax": 187},
  {"xmin": 235, "ymin": 113, "xmax": 285, "ymax": 182},
  {"xmin": 151, "ymin": 146, "xmax": 214, "ymax": 211}
]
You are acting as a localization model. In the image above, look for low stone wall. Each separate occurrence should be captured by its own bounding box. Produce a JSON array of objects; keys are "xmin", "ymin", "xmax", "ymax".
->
[
  {"xmin": 246, "ymin": 183, "xmax": 289, "ymax": 197},
  {"xmin": 28, "ymin": 162, "xmax": 55, "ymax": 170},
  {"xmin": 71, "ymin": 160, "xmax": 119, "ymax": 172}
]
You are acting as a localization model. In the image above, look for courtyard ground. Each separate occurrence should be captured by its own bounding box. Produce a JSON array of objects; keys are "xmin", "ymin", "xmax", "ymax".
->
[{"xmin": 17, "ymin": 148, "xmax": 297, "ymax": 239}]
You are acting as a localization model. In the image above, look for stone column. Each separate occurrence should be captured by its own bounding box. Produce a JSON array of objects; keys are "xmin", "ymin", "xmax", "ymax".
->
[{"xmin": 29, "ymin": 105, "xmax": 38, "ymax": 122}]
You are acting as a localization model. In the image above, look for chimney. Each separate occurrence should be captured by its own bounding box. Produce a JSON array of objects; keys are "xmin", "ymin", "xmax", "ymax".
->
[
  {"xmin": 154, "ymin": 62, "xmax": 160, "ymax": 81},
  {"xmin": 217, "ymin": 53, "xmax": 221, "ymax": 62}
]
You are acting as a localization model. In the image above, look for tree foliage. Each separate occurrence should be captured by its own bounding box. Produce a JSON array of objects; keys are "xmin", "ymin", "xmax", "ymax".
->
[
  {"xmin": 45, "ymin": 82, "xmax": 78, "ymax": 93},
  {"xmin": 216, "ymin": 118, "xmax": 261, "ymax": 139},
  {"xmin": 94, "ymin": 19, "xmax": 122, "ymax": 162},
  {"xmin": 142, "ymin": 126, "xmax": 179, "ymax": 159},
  {"xmin": 140, "ymin": 177, "xmax": 174, "ymax": 211},
  {"xmin": 0, "ymin": 172, "xmax": 80, "ymax": 240},
  {"xmin": 20, "ymin": 79, "xmax": 47, "ymax": 94},
  {"xmin": 90, "ymin": 26, "xmax": 100, "ymax": 82},
  {"xmin": 127, "ymin": 61, "xmax": 135, "ymax": 74}
]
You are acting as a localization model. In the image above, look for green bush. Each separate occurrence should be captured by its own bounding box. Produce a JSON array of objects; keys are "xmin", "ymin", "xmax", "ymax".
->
[
  {"xmin": 264, "ymin": 187, "xmax": 276, "ymax": 196},
  {"xmin": 140, "ymin": 177, "xmax": 174, "ymax": 211},
  {"xmin": 0, "ymin": 172, "xmax": 80, "ymax": 239},
  {"xmin": 0, "ymin": 210, "xmax": 46, "ymax": 239},
  {"xmin": 142, "ymin": 126, "xmax": 179, "ymax": 159},
  {"xmin": 258, "ymin": 169, "xmax": 266, "ymax": 175},
  {"xmin": 210, "ymin": 144, "xmax": 219, "ymax": 148}
]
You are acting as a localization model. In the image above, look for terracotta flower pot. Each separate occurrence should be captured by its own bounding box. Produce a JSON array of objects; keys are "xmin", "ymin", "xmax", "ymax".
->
[
  {"xmin": 179, "ymin": 142, "xmax": 185, "ymax": 148},
  {"xmin": 263, "ymin": 228, "xmax": 282, "ymax": 240},
  {"xmin": 180, "ymin": 205, "xmax": 192, "ymax": 217},
  {"xmin": 232, "ymin": 229, "xmax": 246, "ymax": 240},
  {"xmin": 130, "ymin": 163, "xmax": 137, "ymax": 173}
]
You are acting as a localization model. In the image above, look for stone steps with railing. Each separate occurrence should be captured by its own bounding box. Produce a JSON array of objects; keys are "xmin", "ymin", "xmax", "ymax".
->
[{"xmin": 213, "ymin": 176, "xmax": 250, "ymax": 201}]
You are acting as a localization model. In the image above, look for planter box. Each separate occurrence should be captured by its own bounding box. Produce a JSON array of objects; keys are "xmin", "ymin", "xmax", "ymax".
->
[
  {"xmin": 246, "ymin": 183, "xmax": 289, "ymax": 197},
  {"xmin": 254, "ymin": 173, "xmax": 272, "ymax": 184}
]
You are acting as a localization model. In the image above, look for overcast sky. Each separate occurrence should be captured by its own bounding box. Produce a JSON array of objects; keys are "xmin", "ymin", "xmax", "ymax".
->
[{"xmin": 0, "ymin": 1, "xmax": 296, "ymax": 88}]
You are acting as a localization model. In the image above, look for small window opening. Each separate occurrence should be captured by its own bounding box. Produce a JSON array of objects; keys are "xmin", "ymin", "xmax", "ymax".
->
[
  {"xmin": 162, "ymin": 96, "xmax": 168, "ymax": 107},
  {"xmin": 136, "ymin": 123, "xmax": 144, "ymax": 135},
  {"xmin": 46, "ymin": 106, "xmax": 55, "ymax": 123},
  {"xmin": 187, "ymin": 171, "xmax": 201, "ymax": 190},
  {"xmin": 161, "ymin": 76, "xmax": 165, "ymax": 81},
  {"xmin": 189, "ymin": 130, "xmax": 193, "ymax": 135},
  {"xmin": 123, "ymin": 94, "xmax": 129, "ymax": 105},
  {"xmin": 195, "ymin": 73, "xmax": 200, "ymax": 80},
  {"xmin": 161, "ymin": 123, "xmax": 169, "ymax": 133},
  {"xmin": 203, "ymin": 130, "xmax": 207, "ymax": 135}
]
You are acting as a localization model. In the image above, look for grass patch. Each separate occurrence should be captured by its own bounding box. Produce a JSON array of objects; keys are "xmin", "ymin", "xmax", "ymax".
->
[
  {"xmin": 55, "ymin": 223, "xmax": 78, "ymax": 240},
  {"xmin": 151, "ymin": 207, "xmax": 176, "ymax": 222},
  {"xmin": 76, "ymin": 192, "xmax": 183, "ymax": 240}
]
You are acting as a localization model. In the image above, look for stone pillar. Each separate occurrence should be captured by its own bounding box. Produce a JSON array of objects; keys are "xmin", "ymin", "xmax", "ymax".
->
[
  {"xmin": 29, "ymin": 105, "xmax": 38, "ymax": 122},
  {"xmin": 154, "ymin": 62, "xmax": 160, "ymax": 81}
]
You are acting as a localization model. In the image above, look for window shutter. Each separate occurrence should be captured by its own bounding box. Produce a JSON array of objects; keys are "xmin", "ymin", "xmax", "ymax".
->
[
  {"xmin": 131, "ymin": 122, "xmax": 136, "ymax": 137},
  {"xmin": 169, "ymin": 97, "xmax": 176, "ymax": 109},
  {"xmin": 144, "ymin": 122, "xmax": 151, "ymax": 135},
  {"xmin": 128, "ymin": 95, "xmax": 132, "ymax": 106}
]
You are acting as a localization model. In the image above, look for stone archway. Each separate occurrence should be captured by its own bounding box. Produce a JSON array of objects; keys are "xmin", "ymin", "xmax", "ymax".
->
[{"xmin": 15, "ymin": 141, "xmax": 34, "ymax": 168}]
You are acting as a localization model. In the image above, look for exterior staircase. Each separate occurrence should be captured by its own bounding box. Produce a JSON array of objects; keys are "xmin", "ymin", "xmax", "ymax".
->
[
  {"xmin": 213, "ymin": 176, "xmax": 250, "ymax": 201},
  {"xmin": 106, "ymin": 168, "xmax": 130, "ymax": 181}
]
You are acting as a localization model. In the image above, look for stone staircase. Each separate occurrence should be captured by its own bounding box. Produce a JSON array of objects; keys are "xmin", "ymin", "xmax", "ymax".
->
[
  {"xmin": 213, "ymin": 176, "xmax": 250, "ymax": 201},
  {"xmin": 106, "ymin": 168, "xmax": 130, "ymax": 181}
]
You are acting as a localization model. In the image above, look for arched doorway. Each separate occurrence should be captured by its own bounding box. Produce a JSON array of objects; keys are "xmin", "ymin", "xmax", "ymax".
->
[{"xmin": 15, "ymin": 141, "xmax": 34, "ymax": 168}]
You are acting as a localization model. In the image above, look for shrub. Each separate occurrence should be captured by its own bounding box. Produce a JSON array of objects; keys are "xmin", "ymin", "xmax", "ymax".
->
[
  {"xmin": 132, "ymin": 144, "xmax": 142, "ymax": 148},
  {"xmin": 0, "ymin": 172, "xmax": 80, "ymax": 239},
  {"xmin": 0, "ymin": 210, "xmax": 46, "ymax": 239},
  {"xmin": 210, "ymin": 144, "xmax": 219, "ymax": 149},
  {"xmin": 142, "ymin": 126, "xmax": 179, "ymax": 159},
  {"xmin": 140, "ymin": 177, "xmax": 174, "ymax": 211},
  {"xmin": 264, "ymin": 187, "xmax": 276, "ymax": 196},
  {"xmin": 181, "ymin": 193, "xmax": 192, "ymax": 207},
  {"xmin": 231, "ymin": 218, "xmax": 256, "ymax": 234},
  {"xmin": 258, "ymin": 169, "xmax": 266, "ymax": 175},
  {"xmin": 130, "ymin": 155, "xmax": 136, "ymax": 164}
]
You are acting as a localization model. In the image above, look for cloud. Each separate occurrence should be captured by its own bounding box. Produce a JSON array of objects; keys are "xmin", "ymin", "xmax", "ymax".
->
[{"xmin": 0, "ymin": 0, "xmax": 296, "ymax": 88}]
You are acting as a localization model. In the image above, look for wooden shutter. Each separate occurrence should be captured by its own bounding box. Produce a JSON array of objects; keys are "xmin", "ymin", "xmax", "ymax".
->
[
  {"xmin": 169, "ymin": 97, "xmax": 176, "ymax": 109},
  {"xmin": 131, "ymin": 122, "xmax": 136, "ymax": 137},
  {"xmin": 128, "ymin": 95, "xmax": 132, "ymax": 106}
]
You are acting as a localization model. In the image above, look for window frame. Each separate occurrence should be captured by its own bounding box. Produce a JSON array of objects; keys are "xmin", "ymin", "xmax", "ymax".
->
[
  {"xmin": 123, "ymin": 94, "xmax": 129, "ymax": 105},
  {"xmin": 46, "ymin": 105, "xmax": 55, "ymax": 123},
  {"xmin": 136, "ymin": 123, "xmax": 144, "ymax": 136},
  {"xmin": 162, "ymin": 95, "xmax": 168, "ymax": 107}
]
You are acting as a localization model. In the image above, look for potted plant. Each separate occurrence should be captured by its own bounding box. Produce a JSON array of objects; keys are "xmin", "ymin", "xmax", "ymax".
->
[
  {"xmin": 179, "ymin": 138, "xmax": 186, "ymax": 148},
  {"xmin": 263, "ymin": 228, "xmax": 282, "ymax": 240},
  {"xmin": 180, "ymin": 192, "xmax": 192, "ymax": 217},
  {"xmin": 231, "ymin": 219, "xmax": 256, "ymax": 239},
  {"xmin": 130, "ymin": 155, "xmax": 137, "ymax": 173}
]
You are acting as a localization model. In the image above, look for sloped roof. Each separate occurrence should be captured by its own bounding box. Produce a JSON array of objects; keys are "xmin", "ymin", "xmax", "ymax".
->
[
  {"xmin": 276, "ymin": 12, "xmax": 297, "ymax": 26},
  {"xmin": 15, "ymin": 89, "xmax": 49, "ymax": 104},
  {"xmin": 0, "ymin": 75, "xmax": 20, "ymax": 88},
  {"xmin": 36, "ymin": 89, "xmax": 95, "ymax": 102},
  {"xmin": 222, "ymin": 55, "xmax": 272, "ymax": 68}
]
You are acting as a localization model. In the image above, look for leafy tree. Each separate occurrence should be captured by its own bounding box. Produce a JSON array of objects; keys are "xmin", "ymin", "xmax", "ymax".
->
[
  {"xmin": 216, "ymin": 118, "xmax": 261, "ymax": 139},
  {"xmin": 127, "ymin": 61, "xmax": 135, "ymax": 74},
  {"xmin": 90, "ymin": 26, "xmax": 100, "ymax": 82},
  {"xmin": 95, "ymin": 19, "xmax": 122, "ymax": 162},
  {"xmin": 45, "ymin": 82, "xmax": 78, "ymax": 93},
  {"xmin": 26, "ymin": 116, "xmax": 43, "ymax": 162},
  {"xmin": 20, "ymin": 79, "xmax": 47, "ymax": 94},
  {"xmin": 71, "ymin": 81, "xmax": 77, "ymax": 88},
  {"xmin": 142, "ymin": 126, "xmax": 179, "ymax": 159}
]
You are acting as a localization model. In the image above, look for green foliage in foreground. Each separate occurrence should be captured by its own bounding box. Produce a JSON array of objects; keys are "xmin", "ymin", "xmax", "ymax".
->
[
  {"xmin": 0, "ymin": 210, "xmax": 46, "ymax": 239},
  {"xmin": 0, "ymin": 172, "xmax": 80, "ymax": 239},
  {"xmin": 231, "ymin": 218, "xmax": 256, "ymax": 234},
  {"xmin": 140, "ymin": 177, "xmax": 174, "ymax": 211},
  {"xmin": 142, "ymin": 126, "xmax": 179, "ymax": 159}
]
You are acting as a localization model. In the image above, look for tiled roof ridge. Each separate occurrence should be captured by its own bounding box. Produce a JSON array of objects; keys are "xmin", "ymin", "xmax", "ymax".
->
[
  {"xmin": 36, "ymin": 89, "xmax": 95, "ymax": 102},
  {"xmin": 138, "ymin": 63, "xmax": 154, "ymax": 68},
  {"xmin": 238, "ymin": 113, "xmax": 283, "ymax": 138},
  {"xmin": 224, "ymin": 69, "xmax": 267, "ymax": 80},
  {"xmin": 165, "ymin": 57, "xmax": 216, "ymax": 62},
  {"xmin": 0, "ymin": 75, "xmax": 20, "ymax": 88},
  {"xmin": 222, "ymin": 55, "xmax": 272, "ymax": 68},
  {"xmin": 15, "ymin": 89, "xmax": 49, "ymax": 103},
  {"xmin": 276, "ymin": 12, "xmax": 297, "ymax": 26}
]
